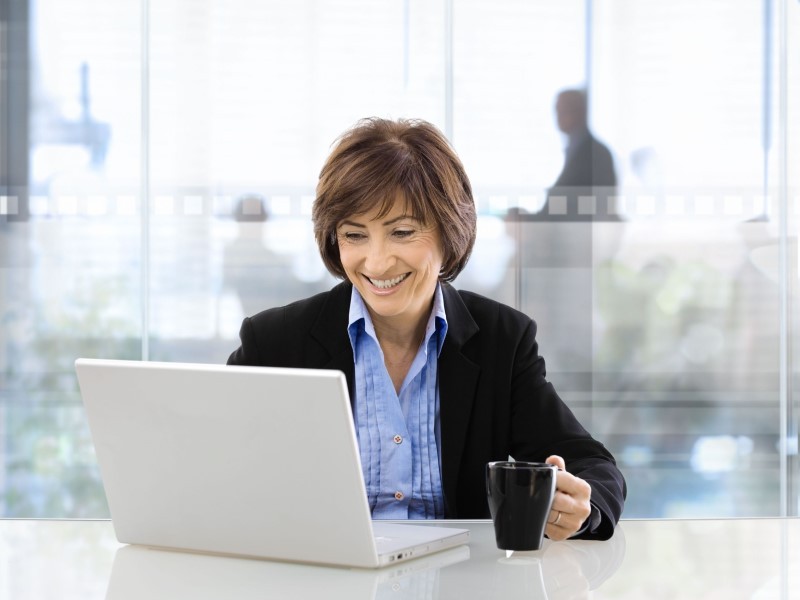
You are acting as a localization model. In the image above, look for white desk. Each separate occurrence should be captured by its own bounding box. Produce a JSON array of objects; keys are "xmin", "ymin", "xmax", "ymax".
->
[{"xmin": 0, "ymin": 518, "xmax": 797, "ymax": 599}]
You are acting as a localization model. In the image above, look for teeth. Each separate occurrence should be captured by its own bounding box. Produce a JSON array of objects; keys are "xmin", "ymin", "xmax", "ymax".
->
[{"xmin": 369, "ymin": 273, "xmax": 408, "ymax": 289}]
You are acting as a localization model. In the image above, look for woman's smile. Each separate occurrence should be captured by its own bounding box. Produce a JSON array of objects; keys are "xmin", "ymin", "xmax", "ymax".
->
[{"xmin": 365, "ymin": 272, "xmax": 410, "ymax": 290}]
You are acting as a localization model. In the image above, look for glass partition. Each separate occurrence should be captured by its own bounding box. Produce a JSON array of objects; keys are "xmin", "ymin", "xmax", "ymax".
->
[{"xmin": 1, "ymin": 0, "xmax": 797, "ymax": 518}]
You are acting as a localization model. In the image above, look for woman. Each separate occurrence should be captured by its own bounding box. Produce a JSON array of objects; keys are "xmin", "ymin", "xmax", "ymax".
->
[{"xmin": 228, "ymin": 117, "xmax": 626, "ymax": 540}]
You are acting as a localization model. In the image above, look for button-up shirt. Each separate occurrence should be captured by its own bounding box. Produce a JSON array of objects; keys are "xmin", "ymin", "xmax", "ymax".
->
[{"xmin": 347, "ymin": 285, "xmax": 447, "ymax": 519}]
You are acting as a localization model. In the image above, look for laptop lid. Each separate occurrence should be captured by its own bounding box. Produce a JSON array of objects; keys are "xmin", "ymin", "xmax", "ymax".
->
[{"xmin": 75, "ymin": 358, "xmax": 468, "ymax": 568}]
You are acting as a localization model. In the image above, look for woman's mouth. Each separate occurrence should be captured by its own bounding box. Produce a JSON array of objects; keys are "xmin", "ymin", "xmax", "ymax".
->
[{"xmin": 367, "ymin": 273, "xmax": 410, "ymax": 289}]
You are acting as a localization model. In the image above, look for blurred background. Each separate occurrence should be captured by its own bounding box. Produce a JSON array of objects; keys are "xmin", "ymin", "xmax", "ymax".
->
[{"xmin": 1, "ymin": 0, "xmax": 798, "ymax": 519}]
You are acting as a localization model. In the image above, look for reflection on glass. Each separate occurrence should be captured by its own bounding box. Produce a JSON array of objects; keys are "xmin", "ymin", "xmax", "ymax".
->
[
  {"xmin": 103, "ymin": 529, "xmax": 626, "ymax": 600},
  {"xmin": 105, "ymin": 543, "xmax": 470, "ymax": 600},
  {"xmin": 489, "ymin": 526, "xmax": 626, "ymax": 600},
  {"xmin": 1, "ymin": 0, "xmax": 798, "ymax": 518}
]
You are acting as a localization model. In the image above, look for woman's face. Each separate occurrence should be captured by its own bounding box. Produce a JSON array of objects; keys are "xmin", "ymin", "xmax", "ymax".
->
[{"xmin": 336, "ymin": 194, "xmax": 443, "ymax": 330}]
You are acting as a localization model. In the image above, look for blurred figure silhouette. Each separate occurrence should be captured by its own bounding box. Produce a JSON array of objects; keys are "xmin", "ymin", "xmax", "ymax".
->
[
  {"xmin": 503, "ymin": 90, "xmax": 623, "ymax": 402},
  {"xmin": 222, "ymin": 195, "xmax": 309, "ymax": 317},
  {"xmin": 537, "ymin": 89, "xmax": 617, "ymax": 221}
]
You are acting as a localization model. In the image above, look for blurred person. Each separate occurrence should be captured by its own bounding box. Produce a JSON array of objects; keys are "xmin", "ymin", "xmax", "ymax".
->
[
  {"xmin": 222, "ymin": 195, "xmax": 310, "ymax": 317},
  {"xmin": 227, "ymin": 118, "xmax": 625, "ymax": 541},
  {"xmin": 537, "ymin": 89, "xmax": 618, "ymax": 221},
  {"xmin": 517, "ymin": 90, "xmax": 622, "ymax": 391}
]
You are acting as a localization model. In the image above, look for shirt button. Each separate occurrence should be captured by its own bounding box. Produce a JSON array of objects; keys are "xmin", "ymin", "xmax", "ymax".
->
[
  {"xmin": 393, "ymin": 434, "xmax": 403, "ymax": 444},
  {"xmin": 394, "ymin": 491, "xmax": 404, "ymax": 501}
]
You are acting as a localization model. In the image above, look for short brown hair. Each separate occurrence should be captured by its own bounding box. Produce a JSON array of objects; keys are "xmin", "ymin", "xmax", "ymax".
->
[{"xmin": 313, "ymin": 117, "xmax": 476, "ymax": 283}]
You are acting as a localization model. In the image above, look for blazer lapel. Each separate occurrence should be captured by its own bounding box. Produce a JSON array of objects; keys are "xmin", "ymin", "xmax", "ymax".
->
[
  {"xmin": 438, "ymin": 284, "xmax": 480, "ymax": 513},
  {"xmin": 309, "ymin": 281, "xmax": 357, "ymax": 400}
]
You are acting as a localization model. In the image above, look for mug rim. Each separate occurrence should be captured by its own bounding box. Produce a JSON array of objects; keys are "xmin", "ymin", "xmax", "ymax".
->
[{"xmin": 487, "ymin": 461, "xmax": 556, "ymax": 470}]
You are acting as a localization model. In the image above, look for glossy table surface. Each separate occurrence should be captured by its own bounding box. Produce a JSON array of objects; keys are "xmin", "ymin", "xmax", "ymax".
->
[{"xmin": 0, "ymin": 517, "xmax": 798, "ymax": 599}]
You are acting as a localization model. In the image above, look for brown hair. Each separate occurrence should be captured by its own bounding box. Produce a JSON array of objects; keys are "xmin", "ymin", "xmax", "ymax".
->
[{"xmin": 312, "ymin": 117, "xmax": 476, "ymax": 283}]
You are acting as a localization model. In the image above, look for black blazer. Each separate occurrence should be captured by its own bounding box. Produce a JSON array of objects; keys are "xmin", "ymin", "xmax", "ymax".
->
[{"xmin": 228, "ymin": 281, "xmax": 626, "ymax": 539}]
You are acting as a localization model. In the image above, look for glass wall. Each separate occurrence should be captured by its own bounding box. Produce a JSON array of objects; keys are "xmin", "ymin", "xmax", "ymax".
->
[{"xmin": 1, "ymin": 0, "xmax": 798, "ymax": 518}]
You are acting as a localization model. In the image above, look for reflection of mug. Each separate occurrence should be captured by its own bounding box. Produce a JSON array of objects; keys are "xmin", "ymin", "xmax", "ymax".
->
[
  {"xmin": 486, "ymin": 461, "xmax": 557, "ymax": 551},
  {"xmin": 489, "ymin": 527, "xmax": 627, "ymax": 600},
  {"xmin": 492, "ymin": 555, "xmax": 548, "ymax": 600}
]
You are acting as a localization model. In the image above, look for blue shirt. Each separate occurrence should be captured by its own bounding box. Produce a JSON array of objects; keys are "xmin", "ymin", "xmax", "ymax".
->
[{"xmin": 347, "ymin": 285, "xmax": 447, "ymax": 519}]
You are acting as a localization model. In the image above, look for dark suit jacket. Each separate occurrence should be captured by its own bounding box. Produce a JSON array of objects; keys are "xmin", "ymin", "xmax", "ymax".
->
[
  {"xmin": 538, "ymin": 131, "xmax": 618, "ymax": 221},
  {"xmin": 227, "ymin": 281, "xmax": 626, "ymax": 540}
]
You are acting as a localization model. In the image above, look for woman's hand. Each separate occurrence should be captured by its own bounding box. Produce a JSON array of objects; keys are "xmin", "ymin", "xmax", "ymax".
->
[{"xmin": 544, "ymin": 455, "xmax": 592, "ymax": 541}]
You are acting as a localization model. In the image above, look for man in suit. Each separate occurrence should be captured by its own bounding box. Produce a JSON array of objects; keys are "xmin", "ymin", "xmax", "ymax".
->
[
  {"xmin": 513, "ymin": 91, "xmax": 621, "ymax": 418},
  {"xmin": 539, "ymin": 89, "xmax": 617, "ymax": 221},
  {"xmin": 228, "ymin": 117, "xmax": 626, "ymax": 541}
]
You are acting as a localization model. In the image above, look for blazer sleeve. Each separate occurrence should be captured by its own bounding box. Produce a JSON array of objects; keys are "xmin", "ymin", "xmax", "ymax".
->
[
  {"xmin": 226, "ymin": 305, "xmax": 298, "ymax": 368},
  {"xmin": 227, "ymin": 316, "xmax": 260, "ymax": 366},
  {"xmin": 509, "ymin": 319, "xmax": 626, "ymax": 540}
]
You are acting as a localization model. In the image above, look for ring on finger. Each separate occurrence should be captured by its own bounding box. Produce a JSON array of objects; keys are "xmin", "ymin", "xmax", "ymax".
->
[{"xmin": 553, "ymin": 510, "xmax": 562, "ymax": 525}]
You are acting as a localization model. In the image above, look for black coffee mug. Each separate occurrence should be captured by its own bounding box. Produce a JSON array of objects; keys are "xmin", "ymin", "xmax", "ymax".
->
[{"xmin": 486, "ymin": 461, "xmax": 557, "ymax": 551}]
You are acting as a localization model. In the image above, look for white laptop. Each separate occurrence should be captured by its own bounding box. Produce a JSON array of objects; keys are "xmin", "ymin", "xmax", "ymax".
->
[{"xmin": 75, "ymin": 358, "xmax": 469, "ymax": 568}]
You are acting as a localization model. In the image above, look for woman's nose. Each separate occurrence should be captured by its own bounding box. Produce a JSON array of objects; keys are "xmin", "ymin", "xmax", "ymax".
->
[{"xmin": 364, "ymin": 238, "xmax": 394, "ymax": 274}]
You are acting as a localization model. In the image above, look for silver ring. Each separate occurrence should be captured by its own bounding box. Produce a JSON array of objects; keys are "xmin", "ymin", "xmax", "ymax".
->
[{"xmin": 553, "ymin": 511, "xmax": 562, "ymax": 525}]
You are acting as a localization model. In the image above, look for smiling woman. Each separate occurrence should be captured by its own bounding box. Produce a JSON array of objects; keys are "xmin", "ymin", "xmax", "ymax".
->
[
  {"xmin": 335, "ymin": 198, "xmax": 444, "ymax": 371},
  {"xmin": 313, "ymin": 118, "xmax": 476, "ymax": 284},
  {"xmin": 227, "ymin": 117, "xmax": 626, "ymax": 540}
]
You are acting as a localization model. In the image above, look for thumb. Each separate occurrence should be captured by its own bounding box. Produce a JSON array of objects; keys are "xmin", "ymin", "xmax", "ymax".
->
[{"xmin": 546, "ymin": 455, "xmax": 566, "ymax": 470}]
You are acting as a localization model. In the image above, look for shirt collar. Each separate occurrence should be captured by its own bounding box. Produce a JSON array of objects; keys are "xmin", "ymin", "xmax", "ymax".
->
[
  {"xmin": 430, "ymin": 282, "xmax": 448, "ymax": 356},
  {"xmin": 347, "ymin": 287, "xmax": 376, "ymax": 355},
  {"xmin": 347, "ymin": 283, "xmax": 448, "ymax": 357}
]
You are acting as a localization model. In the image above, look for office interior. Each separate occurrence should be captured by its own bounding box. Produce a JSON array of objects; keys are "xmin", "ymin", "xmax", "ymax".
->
[{"xmin": 1, "ymin": 0, "xmax": 799, "ymax": 522}]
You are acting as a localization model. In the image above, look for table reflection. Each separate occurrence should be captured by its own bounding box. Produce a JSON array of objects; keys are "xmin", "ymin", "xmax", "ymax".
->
[
  {"xmin": 104, "ymin": 526, "xmax": 625, "ymax": 600},
  {"xmin": 12, "ymin": 518, "xmax": 795, "ymax": 598},
  {"xmin": 488, "ymin": 527, "xmax": 627, "ymax": 600},
  {"xmin": 105, "ymin": 543, "xmax": 470, "ymax": 600}
]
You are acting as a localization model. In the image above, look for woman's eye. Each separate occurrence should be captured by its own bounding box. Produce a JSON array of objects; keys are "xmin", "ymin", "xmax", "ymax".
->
[
  {"xmin": 342, "ymin": 232, "xmax": 366, "ymax": 242},
  {"xmin": 392, "ymin": 229, "xmax": 415, "ymax": 239}
]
